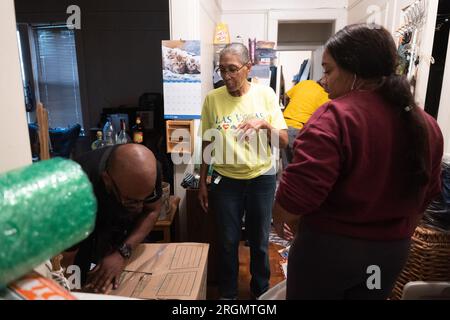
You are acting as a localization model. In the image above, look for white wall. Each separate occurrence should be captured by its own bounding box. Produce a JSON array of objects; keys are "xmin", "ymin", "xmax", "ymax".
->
[
  {"xmin": 0, "ymin": 0, "xmax": 32, "ymax": 173},
  {"xmin": 170, "ymin": 0, "xmax": 200, "ymax": 41},
  {"xmin": 437, "ymin": 29, "xmax": 450, "ymax": 155},
  {"xmin": 220, "ymin": 0, "xmax": 348, "ymax": 11},
  {"xmin": 199, "ymin": 0, "xmax": 221, "ymax": 105},
  {"xmin": 348, "ymin": 0, "xmax": 424, "ymax": 34},
  {"xmin": 169, "ymin": 0, "xmax": 221, "ymax": 241},
  {"xmin": 221, "ymin": 12, "xmax": 267, "ymax": 43},
  {"xmin": 170, "ymin": 0, "xmax": 220, "ymax": 107},
  {"xmin": 221, "ymin": 1, "xmax": 348, "ymax": 44},
  {"xmin": 267, "ymin": 9, "xmax": 348, "ymax": 43},
  {"xmin": 348, "ymin": 0, "xmax": 396, "ymax": 33}
]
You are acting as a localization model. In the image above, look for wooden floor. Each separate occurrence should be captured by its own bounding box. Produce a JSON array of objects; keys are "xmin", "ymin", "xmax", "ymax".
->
[{"xmin": 207, "ymin": 241, "xmax": 286, "ymax": 300}]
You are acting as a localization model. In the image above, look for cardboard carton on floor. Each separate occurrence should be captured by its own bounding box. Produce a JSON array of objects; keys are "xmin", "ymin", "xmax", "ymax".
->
[{"xmin": 110, "ymin": 243, "xmax": 209, "ymax": 300}]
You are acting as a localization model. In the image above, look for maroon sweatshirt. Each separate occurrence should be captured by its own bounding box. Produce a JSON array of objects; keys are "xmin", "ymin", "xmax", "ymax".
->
[{"xmin": 276, "ymin": 90, "xmax": 444, "ymax": 240}]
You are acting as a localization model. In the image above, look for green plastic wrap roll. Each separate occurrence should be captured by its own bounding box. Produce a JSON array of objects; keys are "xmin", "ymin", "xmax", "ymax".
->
[{"xmin": 0, "ymin": 158, "xmax": 97, "ymax": 287}]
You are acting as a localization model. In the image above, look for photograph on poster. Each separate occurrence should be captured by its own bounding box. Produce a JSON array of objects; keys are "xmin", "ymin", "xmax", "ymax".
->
[{"xmin": 162, "ymin": 40, "xmax": 201, "ymax": 83}]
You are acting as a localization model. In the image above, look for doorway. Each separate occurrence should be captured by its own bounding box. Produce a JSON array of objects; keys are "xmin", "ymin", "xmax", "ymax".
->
[{"xmin": 275, "ymin": 22, "xmax": 332, "ymax": 101}]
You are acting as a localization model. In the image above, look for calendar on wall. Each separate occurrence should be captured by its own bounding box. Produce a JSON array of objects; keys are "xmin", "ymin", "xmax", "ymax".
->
[
  {"xmin": 163, "ymin": 82, "xmax": 202, "ymax": 119},
  {"xmin": 162, "ymin": 40, "xmax": 202, "ymax": 119}
]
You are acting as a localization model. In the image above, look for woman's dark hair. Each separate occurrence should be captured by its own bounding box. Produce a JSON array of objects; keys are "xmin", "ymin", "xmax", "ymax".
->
[{"xmin": 325, "ymin": 23, "xmax": 430, "ymax": 197}]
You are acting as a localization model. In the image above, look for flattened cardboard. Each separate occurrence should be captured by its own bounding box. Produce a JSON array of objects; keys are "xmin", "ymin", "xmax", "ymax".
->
[{"xmin": 111, "ymin": 243, "xmax": 208, "ymax": 300}]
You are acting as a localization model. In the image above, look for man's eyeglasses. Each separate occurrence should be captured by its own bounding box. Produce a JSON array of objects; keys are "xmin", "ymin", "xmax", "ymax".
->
[
  {"xmin": 108, "ymin": 172, "xmax": 158, "ymax": 207},
  {"xmin": 216, "ymin": 64, "xmax": 247, "ymax": 76}
]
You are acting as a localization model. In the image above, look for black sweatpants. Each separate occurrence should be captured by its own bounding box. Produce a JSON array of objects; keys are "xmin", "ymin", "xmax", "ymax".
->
[{"xmin": 287, "ymin": 224, "xmax": 411, "ymax": 300}]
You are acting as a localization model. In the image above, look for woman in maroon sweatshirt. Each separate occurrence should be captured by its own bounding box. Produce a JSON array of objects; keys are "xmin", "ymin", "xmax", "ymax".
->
[{"xmin": 273, "ymin": 24, "xmax": 444, "ymax": 300}]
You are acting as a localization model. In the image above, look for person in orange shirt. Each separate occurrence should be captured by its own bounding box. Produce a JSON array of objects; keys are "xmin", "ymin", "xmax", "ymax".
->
[{"xmin": 282, "ymin": 78, "xmax": 330, "ymax": 165}]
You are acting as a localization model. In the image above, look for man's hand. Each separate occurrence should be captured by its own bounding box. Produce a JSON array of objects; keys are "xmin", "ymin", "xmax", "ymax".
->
[
  {"xmin": 86, "ymin": 251, "xmax": 127, "ymax": 293},
  {"xmin": 198, "ymin": 182, "xmax": 208, "ymax": 212}
]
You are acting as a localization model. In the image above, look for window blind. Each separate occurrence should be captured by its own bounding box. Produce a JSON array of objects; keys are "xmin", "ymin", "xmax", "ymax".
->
[{"xmin": 34, "ymin": 26, "xmax": 83, "ymax": 129}]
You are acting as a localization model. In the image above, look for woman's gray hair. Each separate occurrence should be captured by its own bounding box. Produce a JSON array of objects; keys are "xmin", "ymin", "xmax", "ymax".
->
[{"xmin": 220, "ymin": 43, "xmax": 250, "ymax": 64}]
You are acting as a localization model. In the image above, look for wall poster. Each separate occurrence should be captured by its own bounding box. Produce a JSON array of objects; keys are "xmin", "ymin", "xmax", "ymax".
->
[{"xmin": 162, "ymin": 40, "xmax": 201, "ymax": 119}]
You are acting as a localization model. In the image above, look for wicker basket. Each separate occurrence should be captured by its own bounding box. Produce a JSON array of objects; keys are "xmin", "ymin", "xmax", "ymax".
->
[{"xmin": 391, "ymin": 224, "xmax": 450, "ymax": 300}]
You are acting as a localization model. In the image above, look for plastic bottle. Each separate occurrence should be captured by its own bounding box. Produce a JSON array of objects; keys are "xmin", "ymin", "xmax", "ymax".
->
[
  {"xmin": 117, "ymin": 119, "xmax": 131, "ymax": 144},
  {"xmin": 103, "ymin": 117, "xmax": 116, "ymax": 146}
]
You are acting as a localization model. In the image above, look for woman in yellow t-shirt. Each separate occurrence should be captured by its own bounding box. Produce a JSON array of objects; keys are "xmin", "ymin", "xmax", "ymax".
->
[{"xmin": 283, "ymin": 79, "xmax": 330, "ymax": 130}]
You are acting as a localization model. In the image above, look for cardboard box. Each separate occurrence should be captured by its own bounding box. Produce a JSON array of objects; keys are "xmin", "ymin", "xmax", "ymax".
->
[
  {"xmin": 110, "ymin": 243, "xmax": 209, "ymax": 300},
  {"xmin": 6, "ymin": 272, "xmax": 76, "ymax": 300}
]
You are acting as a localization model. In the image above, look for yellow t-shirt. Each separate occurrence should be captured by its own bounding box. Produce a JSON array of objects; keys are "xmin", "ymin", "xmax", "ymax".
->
[
  {"xmin": 283, "ymin": 80, "xmax": 330, "ymax": 129},
  {"xmin": 201, "ymin": 84, "xmax": 288, "ymax": 180}
]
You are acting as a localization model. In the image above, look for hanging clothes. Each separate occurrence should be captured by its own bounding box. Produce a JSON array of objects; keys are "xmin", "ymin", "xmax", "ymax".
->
[
  {"xmin": 299, "ymin": 59, "xmax": 311, "ymax": 82},
  {"xmin": 292, "ymin": 59, "xmax": 308, "ymax": 84}
]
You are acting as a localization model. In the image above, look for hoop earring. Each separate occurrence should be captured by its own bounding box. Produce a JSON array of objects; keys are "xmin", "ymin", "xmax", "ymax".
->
[{"xmin": 351, "ymin": 74, "xmax": 357, "ymax": 91}]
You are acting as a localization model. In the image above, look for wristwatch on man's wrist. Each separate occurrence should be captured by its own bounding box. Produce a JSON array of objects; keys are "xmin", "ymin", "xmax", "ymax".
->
[{"xmin": 117, "ymin": 243, "xmax": 132, "ymax": 259}]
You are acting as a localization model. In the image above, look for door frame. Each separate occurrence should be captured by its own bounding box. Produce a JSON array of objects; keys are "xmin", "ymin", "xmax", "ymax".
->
[{"xmin": 267, "ymin": 8, "xmax": 346, "ymax": 100}]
